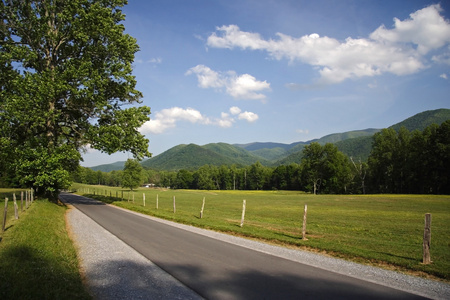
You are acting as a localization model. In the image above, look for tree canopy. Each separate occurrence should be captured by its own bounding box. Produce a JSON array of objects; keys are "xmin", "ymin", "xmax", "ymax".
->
[
  {"xmin": 121, "ymin": 159, "xmax": 144, "ymax": 190},
  {"xmin": 0, "ymin": 0, "xmax": 150, "ymax": 200}
]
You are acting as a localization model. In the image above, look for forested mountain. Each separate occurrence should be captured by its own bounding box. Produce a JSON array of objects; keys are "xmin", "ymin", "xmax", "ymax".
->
[
  {"xmin": 90, "ymin": 161, "xmax": 125, "ymax": 172},
  {"xmin": 89, "ymin": 109, "xmax": 450, "ymax": 171},
  {"xmin": 390, "ymin": 108, "xmax": 450, "ymax": 132},
  {"xmin": 141, "ymin": 143, "xmax": 269, "ymax": 171}
]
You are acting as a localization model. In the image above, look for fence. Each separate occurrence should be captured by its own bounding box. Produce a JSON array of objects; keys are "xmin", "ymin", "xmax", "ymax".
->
[{"xmin": 2, "ymin": 189, "xmax": 33, "ymax": 232}]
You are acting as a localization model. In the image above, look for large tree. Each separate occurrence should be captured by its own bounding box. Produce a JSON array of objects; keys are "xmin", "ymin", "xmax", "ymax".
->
[
  {"xmin": 301, "ymin": 142, "xmax": 351, "ymax": 194},
  {"xmin": 121, "ymin": 159, "xmax": 144, "ymax": 190},
  {"xmin": 0, "ymin": 0, "xmax": 150, "ymax": 200}
]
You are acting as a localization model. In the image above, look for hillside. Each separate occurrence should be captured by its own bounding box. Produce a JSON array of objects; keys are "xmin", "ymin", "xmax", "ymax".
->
[
  {"xmin": 88, "ymin": 108, "xmax": 450, "ymax": 171},
  {"xmin": 390, "ymin": 108, "xmax": 450, "ymax": 132},
  {"xmin": 141, "ymin": 143, "xmax": 269, "ymax": 171},
  {"xmin": 90, "ymin": 161, "xmax": 125, "ymax": 172}
]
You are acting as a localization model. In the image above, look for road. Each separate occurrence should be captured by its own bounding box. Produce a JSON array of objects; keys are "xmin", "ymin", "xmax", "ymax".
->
[{"xmin": 60, "ymin": 193, "xmax": 426, "ymax": 300}]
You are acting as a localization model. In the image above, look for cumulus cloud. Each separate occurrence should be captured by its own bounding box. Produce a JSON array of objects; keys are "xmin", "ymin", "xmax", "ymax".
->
[
  {"xmin": 139, "ymin": 106, "xmax": 258, "ymax": 134},
  {"xmin": 206, "ymin": 4, "xmax": 450, "ymax": 84},
  {"xmin": 440, "ymin": 73, "xmax": 448, "ymax": 80},
  {"xmin": 186, "ymin": 65, "xmax": 270, "ymax": 99},
  {"xmin": 139, "ymin": 107, "xmax": 210, "ymax": 134},
  {"xmin": 237, "ymin": 111, "xmax": 259, "ymax": 122}
]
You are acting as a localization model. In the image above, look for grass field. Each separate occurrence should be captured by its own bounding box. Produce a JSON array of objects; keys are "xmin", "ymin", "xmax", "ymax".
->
[
  {"xmin": 72, "ymin": 183, "xmax": 450, "ymax": 281},
  {"xmin": 0, "ymin": 190, "xmax": 91, "ymax": 299}
]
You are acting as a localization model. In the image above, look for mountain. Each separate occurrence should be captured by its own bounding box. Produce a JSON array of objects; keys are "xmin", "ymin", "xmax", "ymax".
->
[
  {"xmin": 389, "ymin": 108, "xmax": 450, "ymax": 132},
  {"xmin": 89, "ymin": 161, "xmax": 125, "ymax": 172},
  {"xmin": 88, "ymin": 108, "xmax": 450, "ymax": 171},
  {"xmin": 141, "ymin": 143, "xmax": 269, "ymax": 171},
  {"xmin": 334, "ymin": 108, "xmax": 450, "ymax": 160}
]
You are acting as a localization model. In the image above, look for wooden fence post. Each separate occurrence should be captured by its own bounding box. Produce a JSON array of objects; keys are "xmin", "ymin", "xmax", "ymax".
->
[
  {"xmin": 21, "ymin": 191, "xmax": 23, "ymax": 212},
  {"xmin": 173, "ymin": 196, "xmax": 176, "ymax": 213},
  {"xmin": 156, "ymin": 194, "xmax": 159, "ymax": 209},
  {"xmin": 302, "ymin": 204, "xmax": 308, "ymax": 240},
  {"xmin": 13, "ymin": 194, "xmax": 18, "ymax": 220},
  {"xmin": 143, "ymin": 193, "xmax": 146, "ymax": 207},
  {"xmin": 423, "ymin": 213, "xmax": 432, "ymax": 264},
  {"xmin": 240, "ymin": 200, "xmax": 246, "ymax": 227},
  {"xmin": 2, "ymin": 198, "xmax": 8, "ymax": 232},
  {"xmin": 200, "ymin": 197, "xmax": 205, "ymax": 219}
]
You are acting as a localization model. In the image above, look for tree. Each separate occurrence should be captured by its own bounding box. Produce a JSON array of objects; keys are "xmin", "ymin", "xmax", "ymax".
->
[
  {"xmin": 121, "ymin": 159, "xmax": 144, "ymax": 190},
  {"xmin": 0, "ymin": 0, "xmax": 150, "ymax": 200},
  {"xmin": 301, "ymin": 143, "xmax": 351, "ymax": 194}
]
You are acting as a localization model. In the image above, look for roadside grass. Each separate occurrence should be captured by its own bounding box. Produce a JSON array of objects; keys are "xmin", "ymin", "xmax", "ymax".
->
[
  {"xmin": 0, "ymin": 193, "xmax": 92, "ymax": 299},
  {"xmin": 72, "ymin": 184, "xmax": 450, "ymax": 281}
]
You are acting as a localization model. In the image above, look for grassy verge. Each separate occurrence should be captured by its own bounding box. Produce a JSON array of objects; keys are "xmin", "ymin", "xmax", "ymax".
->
[
  {"xmin": 0, "ymin": 194, "xmax": 91, "ymax": 299},
  {"xmin": 72, "ymin": 183, "xmax": 450, "ymax": 281}
]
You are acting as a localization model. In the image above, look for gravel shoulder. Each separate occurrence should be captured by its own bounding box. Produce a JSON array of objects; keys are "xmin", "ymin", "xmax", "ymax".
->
[{"xmin": 64, "ymin": 194, "xmax": 450, "ymax": 300}]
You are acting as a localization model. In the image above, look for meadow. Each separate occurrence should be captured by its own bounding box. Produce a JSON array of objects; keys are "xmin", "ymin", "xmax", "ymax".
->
[{"xmin": 72, "ymin": 183, "xmax": 450, "ymax": 281}]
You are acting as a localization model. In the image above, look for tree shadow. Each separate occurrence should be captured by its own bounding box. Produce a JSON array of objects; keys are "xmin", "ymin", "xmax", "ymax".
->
[
  {"xmin": 0, "ymin": 245, "xmax": 90, "ymax": 299},
  {"xmin": 82, "ymin": 258, "xmax": 426, "ymax": 300}
]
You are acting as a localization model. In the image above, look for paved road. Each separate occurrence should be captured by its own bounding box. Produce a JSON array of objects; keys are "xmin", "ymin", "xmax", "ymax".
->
[{"xmin": 61, "ymin": 193, "xmax": 427, "ymax": 300}]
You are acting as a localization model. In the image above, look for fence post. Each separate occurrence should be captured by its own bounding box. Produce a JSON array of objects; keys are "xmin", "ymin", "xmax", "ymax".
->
[
  {"xmin": 13, "ymin": 194, "xmax": 18, "ymax": 220},
  {"xmin": 423, "ymin": 213, "xmax": 432, "ymax": 264},
  {"xmin": 200, "ymin": 197, "xmax": 205, "ymax": 219},
  {"xmin": 2, "ymin": 198, "xmax": 8, "ymax": 232},
  {"xmin": 21, "ymin": 191, "xmax": 24, "ymax": 212},
  {"xmin": 302, "ymin": 204, "xmax": 308, "ymax": 240},
  {"xmin": 156, "ymin": 194, "xmax": 159, "ymax": 209},
  {"xmin": 143, "ymin": 193, "xmax": 146, "ymax": 207},
  {"xmin": 240, "ymin": 200, "xmax": 246, "ymax": 227},
  {"xmin": 173, "ymin": 196, "xmax": 176, "ymax": 213}
]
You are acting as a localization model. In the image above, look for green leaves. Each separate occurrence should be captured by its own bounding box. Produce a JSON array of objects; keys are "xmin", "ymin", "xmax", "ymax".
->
[
  {"xmin": 121, "ymin": 159, "xmax": 144, "ymax": 190},
  {"xmin": 0, "ymin": 0, "xmax": 150, "ymax": 198}
]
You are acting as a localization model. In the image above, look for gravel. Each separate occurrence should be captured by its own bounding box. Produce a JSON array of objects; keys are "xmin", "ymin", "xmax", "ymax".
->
[{"xmin": 65, "ymin": 195, "xmax": 450, "ymax": 300}]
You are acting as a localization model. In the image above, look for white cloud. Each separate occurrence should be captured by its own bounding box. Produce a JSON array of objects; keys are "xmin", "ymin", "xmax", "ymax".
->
[
  {"xmin": 296, "ymin": 129, "xmax": 309, "ymax": 135},
  {"xmin": 207, "ymin": 4, "xmax": 450, "ymax": 84},
  {"xmin": 139, "ymin": 106, "xmax": 258, "ymax": 134},
  {"xmin": 139, "ymin": 107, "xmax": 209, "ymax": 134},
  {"xmin": 185, "ymin": 65, "xmax": 225, "ymax": 89},
  {"xmin": 148, "ymin": 57, "xmax": 162, "ymax": 64},
  {"xmin": 229, "ymin": 106, "xmax": 241, "ymax": 115},
  {"xmin": 186, "ymin": 65, "xmax": 270, "ymax": 99},
  {"xmin": 237, "ymin": 111, "xmax": 259, "ymax": 122},
  {"xmin": 440, "ymin": 73, "xmax": 448, "ymax": 80}
]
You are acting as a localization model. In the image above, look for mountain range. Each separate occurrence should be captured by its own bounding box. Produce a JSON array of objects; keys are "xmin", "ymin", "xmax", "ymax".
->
[{"xmin": 89, "ymin": 108, "xmax": 450, "ymax": 172}]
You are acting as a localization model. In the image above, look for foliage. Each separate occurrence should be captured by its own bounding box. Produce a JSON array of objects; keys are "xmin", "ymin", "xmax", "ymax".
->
[
  {"xmin": 301, "ymin": 143, "xmax": 352, "ymax": 194},
  {"xmin": 0, "ymin": 0, "xmax": 150, "ymax": 200},
  {"xmin": 121, "ymin": 159, "xmax": 144, "ymax": 190},
  {"xmin": 368, "ymin": 122, "xmax": 450, "ymax": 194}
]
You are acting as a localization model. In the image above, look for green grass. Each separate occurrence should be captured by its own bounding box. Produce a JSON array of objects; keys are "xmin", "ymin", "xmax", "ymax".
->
[
  {"xmin": 73, "ymin": 184, "xmax": 450, "ymax": 281},
  {"xmin": 0, "ymin": 193, "xmax": 91, "ymax": 299}
]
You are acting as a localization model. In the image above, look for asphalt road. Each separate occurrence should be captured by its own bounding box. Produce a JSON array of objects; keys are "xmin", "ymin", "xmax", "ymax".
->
[{"xmin": 60, "ymin": 193, "xmax": 426, "ymax": 300}]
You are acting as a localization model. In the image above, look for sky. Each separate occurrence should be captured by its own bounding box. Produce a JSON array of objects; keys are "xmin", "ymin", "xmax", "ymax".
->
[{"xmin": 81, "ymin": 0, "xmax": 450, "ymax": 167}]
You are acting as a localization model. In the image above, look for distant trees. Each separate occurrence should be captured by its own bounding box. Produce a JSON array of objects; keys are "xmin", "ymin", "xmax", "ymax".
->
[
  {"xmin": 368, "ymin": 121, "xmax": 450, "ymax": 194},
  {"xmin": 121, "ymin": 159, "xmax": 145, "ymax": 190},
  {"xmin": 72, "ymin": 121, "xmax": 450, "ymax": 195},
  {"xmin": 301, "ymin": 143, "xmax": 352, "ymax": 194}
]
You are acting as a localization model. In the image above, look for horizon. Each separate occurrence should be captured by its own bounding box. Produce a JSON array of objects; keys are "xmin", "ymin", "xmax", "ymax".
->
[
  {"xmin": 83, "ymin": 107, "xmax": 448, "ymax": 167},
  {"xmin": 81, "ymin": 1, "xmax": 450, "ymax": 167}
]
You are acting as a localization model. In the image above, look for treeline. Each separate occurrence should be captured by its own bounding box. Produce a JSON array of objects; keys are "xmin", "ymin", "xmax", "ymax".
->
[{"xmin": 73, "ymin": 121, "xmax": 450, "ymax": 194}]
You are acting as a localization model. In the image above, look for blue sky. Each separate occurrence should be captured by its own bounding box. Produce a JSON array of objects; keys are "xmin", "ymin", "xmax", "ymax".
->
[{"xmin": 81, "ymin": 0, "xmax": 450, "ymax": 167}]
